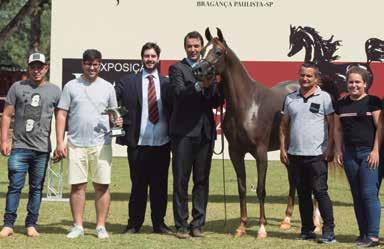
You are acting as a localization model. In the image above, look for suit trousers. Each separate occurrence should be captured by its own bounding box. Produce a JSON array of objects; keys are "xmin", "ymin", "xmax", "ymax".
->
[
  {"xmin": 288, "ymin": 154, "xmax": 335, "ymax": 236},
  {"xmin": 171, "ymin": 136, "xmax": 214, "ymax": 231},
  {"xmin": 127, "ymin": 143, "xmax": 170, "ymax": 230}
]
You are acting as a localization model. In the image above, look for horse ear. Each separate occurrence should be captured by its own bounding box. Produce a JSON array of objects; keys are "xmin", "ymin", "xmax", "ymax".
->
[
  {"xmin": 205, "ymin": 28, "xmax": 213, "ymax": 42},
  {"xmin": 216, "ymin": 27, "xmax": 224, "ymax": 42}
]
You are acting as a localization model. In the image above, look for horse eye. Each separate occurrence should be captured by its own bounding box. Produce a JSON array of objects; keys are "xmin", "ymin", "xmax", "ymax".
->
[{"xmin": 215, "ymin": 50, "xmax": 223, "ymax": 56}]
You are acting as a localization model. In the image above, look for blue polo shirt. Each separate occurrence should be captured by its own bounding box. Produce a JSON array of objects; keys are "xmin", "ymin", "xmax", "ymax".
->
[{"xmin": 281, "ymin": 86, "xmax": 334, "ymax": 156}]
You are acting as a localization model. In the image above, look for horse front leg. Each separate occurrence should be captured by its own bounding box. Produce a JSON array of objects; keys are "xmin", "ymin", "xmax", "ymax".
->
[
  {"xmin": 254, "ymin": 146, "xmax": 268, "ymax": 239},
  {"xmin": 228, "ymin": 147, "xmax": 247, "ymax": 238},
  {"xmin": 280, "ymin": 163, "xmax": 296, "ymax": 230}
]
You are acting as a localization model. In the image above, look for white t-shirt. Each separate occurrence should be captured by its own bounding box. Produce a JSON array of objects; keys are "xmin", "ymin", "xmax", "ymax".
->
[{"xmin": 58, "ymin": 76, "xmax": 117, "ymax": 147}]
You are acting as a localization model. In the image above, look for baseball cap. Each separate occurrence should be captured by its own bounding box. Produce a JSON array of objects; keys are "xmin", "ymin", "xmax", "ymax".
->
[{"xmin": 28, "ymin": 53, "xmax": 46, "ymax": 64}]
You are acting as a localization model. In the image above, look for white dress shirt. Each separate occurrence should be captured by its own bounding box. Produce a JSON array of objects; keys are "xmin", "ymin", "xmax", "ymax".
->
[{"xmin": 138, "ymin": 69, "xmax": 170, "ymax": 146}]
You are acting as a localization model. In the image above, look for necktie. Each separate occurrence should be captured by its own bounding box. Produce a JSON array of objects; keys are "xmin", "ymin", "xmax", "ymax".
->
[{"xmin": 147, "ymin": 75, "xmax": 159, "ymax": 124}]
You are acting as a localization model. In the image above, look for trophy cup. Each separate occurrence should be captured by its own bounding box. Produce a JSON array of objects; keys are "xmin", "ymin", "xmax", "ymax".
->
[{"xmin": 103, "ymin": 107, "xmax": 126, "ymax": 137}]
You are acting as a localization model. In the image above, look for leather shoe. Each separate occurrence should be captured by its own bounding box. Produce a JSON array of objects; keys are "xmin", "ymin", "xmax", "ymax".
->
[
  {"xmin": 153, "ymin": 223, "xmax": 173, "ymax": 234},
  {"xmin": 190, "ymin": 228, "xmax": 204, "ymax": 238},
  {"xmin": 297, "ymin": 231, "xmax": 316, "ymax": 240},
  {"xmin": 122, "ymin": 226, "xmax": 139, "ymax": 234},
  {"xmin": 175, "ymin": 230, "xmax": 191, "ymax": 239}
]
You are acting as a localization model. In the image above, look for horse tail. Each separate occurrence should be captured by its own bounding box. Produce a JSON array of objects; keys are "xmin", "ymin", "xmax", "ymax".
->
[{"xmin": 365, "ymin": 38, "xmax": 384, "ymax": 63}]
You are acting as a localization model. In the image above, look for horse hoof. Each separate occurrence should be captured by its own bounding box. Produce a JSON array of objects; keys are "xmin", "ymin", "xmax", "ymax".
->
[
  {"xmin": 257, "ymin": 225, "xmax": 267, "ymax": 239},
  {"xmin": 257, "ymin": 231, "xmax": 267, "ymax": 239},
  {"xmin": 280, "ymin": 221, "xmax": 291, "ymax": 230},
  {"xmin": 234, "ymin": 228, "xmax": 246, "ymax": 238},
  {"xmin": 314, "ymin": 225, "xmax": 321, "ymax": 233}
]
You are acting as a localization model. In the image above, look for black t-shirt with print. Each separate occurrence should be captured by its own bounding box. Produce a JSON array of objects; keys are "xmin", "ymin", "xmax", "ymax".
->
[{"xmin": 335, "ymin": 95, "xmax": 382, "ymax": 148}]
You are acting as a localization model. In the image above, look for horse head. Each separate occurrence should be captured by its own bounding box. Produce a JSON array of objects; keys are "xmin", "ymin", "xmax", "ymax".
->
[
  {"xmin": 288, "ymin": 25, "xmax": 341, "ymax": 63},
  {"xmin": 287, "ymin": 25, "xmax": 306, "ymax": 57},
  {"xmin": 192, "ymin": 27, "xmax": 227, "ymax": 81}
]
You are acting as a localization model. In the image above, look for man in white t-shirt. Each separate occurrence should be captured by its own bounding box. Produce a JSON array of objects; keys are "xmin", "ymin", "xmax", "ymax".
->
[{"xmin": 54, "ymin": 49, "xmax": 121, "ymax": 239}]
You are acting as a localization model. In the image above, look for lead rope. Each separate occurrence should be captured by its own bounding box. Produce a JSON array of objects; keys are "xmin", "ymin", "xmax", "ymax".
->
[{"xmin": 212, "ymin": 79, "xmax": 227, "ymax": 226}]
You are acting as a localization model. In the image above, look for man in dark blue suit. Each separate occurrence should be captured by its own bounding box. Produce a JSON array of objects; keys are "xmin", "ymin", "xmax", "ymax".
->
[
  {"xmin": 169, "ymin": 31, "xmax": 223, "ymax": 239},
  {"xmin": 115, "ymin": 42, "xmax": 172, "ymax": 234}
]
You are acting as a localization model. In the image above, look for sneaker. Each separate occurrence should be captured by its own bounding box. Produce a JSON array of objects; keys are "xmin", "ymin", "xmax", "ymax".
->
[
  {"xmin": 317, "ymin": 234, "xmax": 337, "ymax": 244},
  {"xmin": 359, "ymin": 238, "xmax": 380, "ymax": 247},
  {"xmin": 96, "ymin": 226, "xmax": 109, "ymax": 239},
  {"xmin": 66, "ymin": 225, "xmax": 84, "ymax": 239},
  {"xmin": 297, "ymin": 231, "xmax": 316, "ymax": 240}
]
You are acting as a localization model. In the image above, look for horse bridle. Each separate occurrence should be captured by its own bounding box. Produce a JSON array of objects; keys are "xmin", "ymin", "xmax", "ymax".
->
[
  {"xmin": 192, "ymin": 39, "xmax": 227, "ymax": 81},
  {"xmin": 201, "ymin": 41, "xmax": 227, "ymax": 71}
]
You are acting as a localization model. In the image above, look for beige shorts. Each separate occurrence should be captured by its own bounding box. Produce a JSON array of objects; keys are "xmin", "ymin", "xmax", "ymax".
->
[{"xmin": 67, "ymin": 142, "xmax": 112, "ymax": 185}]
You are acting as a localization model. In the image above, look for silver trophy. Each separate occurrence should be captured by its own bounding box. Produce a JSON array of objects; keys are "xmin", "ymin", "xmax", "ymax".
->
[{"xmin": 103, "ymin": 107, "xmax": 126, "ymax": 137}]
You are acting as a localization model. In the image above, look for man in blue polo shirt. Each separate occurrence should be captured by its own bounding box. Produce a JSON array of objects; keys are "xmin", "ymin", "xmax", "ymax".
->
[{"xmin": 279, "ymin": 62, "xmax": 336, "ymax": 244}]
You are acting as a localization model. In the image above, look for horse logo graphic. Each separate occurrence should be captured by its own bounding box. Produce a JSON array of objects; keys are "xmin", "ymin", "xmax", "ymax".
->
[{"xmin": 288, "ymin": 25, "xmax": 384, "ymax": 94}]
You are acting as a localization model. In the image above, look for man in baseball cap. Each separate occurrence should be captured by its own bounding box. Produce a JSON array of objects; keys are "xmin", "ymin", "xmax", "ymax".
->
[{"xmin": 0, "ymin": 52, "xmax": 61, "ymax": 238}]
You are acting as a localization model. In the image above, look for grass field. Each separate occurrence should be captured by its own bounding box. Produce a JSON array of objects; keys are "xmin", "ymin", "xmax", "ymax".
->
[{"xmin": 0, "ymin": 156, "xmax": 383, "ymax": 249}]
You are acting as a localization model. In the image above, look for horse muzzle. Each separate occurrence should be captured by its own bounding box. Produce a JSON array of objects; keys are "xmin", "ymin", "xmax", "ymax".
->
[{"xmin": 192, "ymin": 61, "xmax": 215, "ymax": 81}]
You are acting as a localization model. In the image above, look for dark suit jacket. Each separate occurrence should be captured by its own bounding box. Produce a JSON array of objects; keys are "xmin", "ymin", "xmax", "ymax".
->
[
  {"xmin": 168, "ymin": 58, "xmax": 223, "ymax": 140},
  {"xmin": 115, "ymin": 72, "xmax": 171, "ymax": 148}
]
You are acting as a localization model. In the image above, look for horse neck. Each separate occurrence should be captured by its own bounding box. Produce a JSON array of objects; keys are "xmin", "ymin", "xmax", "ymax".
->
[
  {"xmin": 222, "ymin": 47, "xmax": 261, "ymax": 111},
  {"xmin": 303, "ymin": 32, "xmax": 323, "ymax": 62}
]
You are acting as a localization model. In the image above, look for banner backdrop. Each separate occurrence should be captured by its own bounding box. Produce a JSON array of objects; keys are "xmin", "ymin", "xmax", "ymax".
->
[{"xmin": 51, "ymin": 0, "xmax": 384, "ymax": 158}]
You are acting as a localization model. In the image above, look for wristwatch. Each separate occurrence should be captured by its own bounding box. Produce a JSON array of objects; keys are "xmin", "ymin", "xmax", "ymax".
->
[{"xmin": 194, "ymin": 81, "xmax": 202, "ymax": 92}]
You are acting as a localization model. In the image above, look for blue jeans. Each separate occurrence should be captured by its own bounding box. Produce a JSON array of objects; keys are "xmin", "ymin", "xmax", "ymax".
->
[
  {"xmin": 4, "ymin": 148, "xmax": 50, "ymax": 228},
  {"xmin": 343, "ymin": 146, "xmax": 382, "ymax": 238}
]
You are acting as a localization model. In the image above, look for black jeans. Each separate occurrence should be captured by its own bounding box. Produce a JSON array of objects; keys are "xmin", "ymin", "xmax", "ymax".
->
[
  {"xmin": 288, "ymin": 154, "xmax": 335, "ymax": 236},
  {"xmin": 171, "ymin": 136, "xmax": 214, "ymax": 232},
  {"xmin": 127, "ymin": 143, "xmax": 170, "ymax": 229}
]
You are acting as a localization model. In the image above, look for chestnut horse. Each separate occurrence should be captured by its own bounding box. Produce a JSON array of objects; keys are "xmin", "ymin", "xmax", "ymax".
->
[{"xmin": 193, "ymin": 28, "xmax": 300, "ymax": 238}]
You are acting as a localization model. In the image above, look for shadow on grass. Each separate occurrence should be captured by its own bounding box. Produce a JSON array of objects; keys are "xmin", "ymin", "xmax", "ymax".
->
[
  {"xmin": 53, "ymin": 220, "xmax": 159, "ymax": 236},
  {"xmin": 0, "ymin": 192, "xmax": 353, "ymax": 207},
  {"xmin": 9, "ymin": 218, "xmax": 359, "ymax": 243},
  {"xmin": 204, "ymin": 217, "xmax": 357, "ymax": 243},
  {"xmin": 12, "ymin": 220, "xmax": 72, "ymax": 235},
  {"xmin": 11, "ymin": 220, "xmax": 155, "ymax": 237}
]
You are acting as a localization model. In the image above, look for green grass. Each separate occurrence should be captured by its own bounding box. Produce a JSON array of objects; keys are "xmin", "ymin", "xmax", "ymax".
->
[{"xmin": 0, "ymin": 157, "xmax": 382, "ymax": 249}]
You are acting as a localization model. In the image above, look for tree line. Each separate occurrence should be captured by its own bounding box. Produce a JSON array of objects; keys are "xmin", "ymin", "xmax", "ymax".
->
[{"xmin": 0, "ymin": 0, "xmax": 51, "ymax": 69}]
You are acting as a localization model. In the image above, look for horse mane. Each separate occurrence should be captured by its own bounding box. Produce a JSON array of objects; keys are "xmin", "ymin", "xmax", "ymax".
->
[
  {"xmin": 318, "ymin": 74, "xmax": 340, "ymax": 102},
  {"xmin": 300, "ymin": 26, "xmax": 341, "ymax": 62},
  {"xmin": 365, "ymin": 38, "xmax": 384, "ymax": 63}
]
